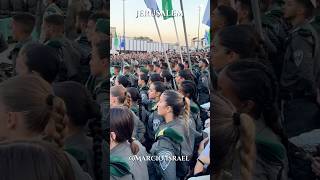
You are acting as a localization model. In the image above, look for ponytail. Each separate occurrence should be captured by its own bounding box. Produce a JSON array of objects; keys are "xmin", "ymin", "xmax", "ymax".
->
[
  {"xmin": 128, "ymin": 137, "xmax": 139, "ymax": 155},
  {"xmin": 45, "ymin": 95, "xmax": 67, "ymax": 148},
  {"xmin": 235, "ymin": 113, "xmax": 255, "ymax": 180},
  {"xmin": 183, "ymin": 97, "xmax": 191, "ymax": 131}
]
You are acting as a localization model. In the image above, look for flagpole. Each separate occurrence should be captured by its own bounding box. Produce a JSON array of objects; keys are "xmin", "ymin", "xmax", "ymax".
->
[
  {"xmin": 172, "ymin": 17, "xmax": 184, "ymax": 64},
  {"xmin": 153, "ymin": 16, "xmax": 177, "ymax": 90},
  {"xmin": 179, "ymin": 0, "xmax": 192, "ymax": 69},
  {"xmin": 197, "ymin": 6, "xmax": 201, "ymax": 50},
  {"xmin": 122, "ymin": 0, "xmax": 126, "ymax": 52}
]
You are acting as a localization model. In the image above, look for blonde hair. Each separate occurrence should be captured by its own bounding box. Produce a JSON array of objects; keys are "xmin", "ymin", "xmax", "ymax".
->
[
  {"xmin": 0, "ymin": 75, "xmax": 67, "ymax": 147},
  {"xmin": 110, "ymin": 85, "xmax": 130, "ymax": 107},
  {"xmin": 213, "ymin": 93, "xmax": 255, "ymax": 180}
]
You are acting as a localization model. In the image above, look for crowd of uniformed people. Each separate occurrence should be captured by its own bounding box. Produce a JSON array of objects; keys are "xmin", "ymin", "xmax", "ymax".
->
[
  {"xmin": 109, "ymin": 50, "xmax": 211, "ymax": 180},
  {"xmin": 212, "ymin": 0, "xmax": 320, "ymax": 180},
  {"xmin": 0, "ymin": 0, "xmax": 109, "ymax": 180},
  {"xmin": 2, "ymin": 0, "xmax": 320, "ymax": 179}
]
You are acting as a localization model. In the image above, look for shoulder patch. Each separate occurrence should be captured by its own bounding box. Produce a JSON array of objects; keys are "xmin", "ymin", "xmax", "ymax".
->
[
  {"xmin": 158, "ymin": 150, "xmax": 173, "ymax": 171},
  {"xmin": 293, "ymin": 50, "xmax": 304, "ymax": 67}
]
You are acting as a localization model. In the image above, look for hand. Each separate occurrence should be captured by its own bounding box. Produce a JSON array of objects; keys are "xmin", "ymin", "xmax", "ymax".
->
[
  {"xmin": 198, "ymin": 154, "xmax": 210, "ymax": 165},
  {"xmin": 312, "ymin": 157, "xmax": 320, "ymax": 176},
  {"xmin": 198, "ymin": 137, "xmax": 209, "ymax": 155}
]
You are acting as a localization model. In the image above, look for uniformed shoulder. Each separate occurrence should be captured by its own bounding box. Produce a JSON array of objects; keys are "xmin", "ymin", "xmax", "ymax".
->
[
  {"xmin": 156, "ymin": 127, "xmax": 183, "ymax": 144},
  {"xmin": 64, "ymin": 147, "xmax": 87, "ymax": 161},
  {"xmin": 296, "ymin": 26, "xmax": 313, "ymax": 37},
  {"xmin": 190, "ymin": 101, "xmax": 200, "ymax": 113},
  {"xmin": 46, "ymin": 40, "xmax": 63, "ymax": 49},
  {"xmin": 110, "ymin": 156, "xmax": 131, "ymax": 177}
]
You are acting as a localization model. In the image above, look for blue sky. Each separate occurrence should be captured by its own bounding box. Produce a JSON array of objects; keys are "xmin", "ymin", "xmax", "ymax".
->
[{"xmin": 110, "ymin": 0, "xmax": 210, "ymax": 45}]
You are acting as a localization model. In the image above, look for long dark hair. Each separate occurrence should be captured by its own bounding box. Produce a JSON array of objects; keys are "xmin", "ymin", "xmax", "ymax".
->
[
  {"xmin": 127, "ymin": 87, "xmax": 143, "ymax": 121},
  {"xmin": 19, "ymin": 43, "xmax": 60, "ymax": 83},
  {"xmin": 224, "ymin": 60, "xmax": 288, "ymax": 147},
  {"xmin": 217, "ymin": 25, "xmax": 265, "ymax": 60},
  {"xmin": 53, "ymin": 81, "xmax": 103, "ymax": 180},
  {"xmin": 110, "ymin": 106, "xmax": 139, "ymax": 155}
]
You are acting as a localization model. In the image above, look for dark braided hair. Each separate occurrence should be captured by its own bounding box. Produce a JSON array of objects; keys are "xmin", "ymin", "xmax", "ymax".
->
[
  {"xmin": 224, "ymin": 60, "xmax": 288, "ymax": 148},
  {"xmin": 127, "ymin": 87, "xmax": 143, "ymax": 121},
  {"xmin": 179, "ymin": 80, "xmax": 201, "ymax": 108},
  {"xmin": 53, "ymin": 82, "xmax": 103, "ymax": 180}
]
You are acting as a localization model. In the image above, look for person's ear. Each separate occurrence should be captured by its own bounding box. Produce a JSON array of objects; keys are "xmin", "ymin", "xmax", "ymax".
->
[
  {"xmin": 7, "ymin": 112, "xmax": 18, "ymax": 130},
  {"xmin": 226, "ymin": 50, "xmax": 240, "ymax": 62},
  {"xmin": 110, "ymin": 132, "xmax": 117, "ymax": 142},
  {"xmin": 166, "ymin": 106, "xmax": 173, "ymax": 114}
]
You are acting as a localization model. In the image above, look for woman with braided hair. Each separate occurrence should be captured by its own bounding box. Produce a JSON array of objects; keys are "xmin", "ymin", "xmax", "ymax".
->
[
  {"xmin": 53, "ymin": 81, "xmax": 105, "ymax": 180},
  {"xmin": 0, "ymin": 74, "xmax": 92, "ymax": 180},
  {"xmin": 217, "ymin": 60, "xmax": 288, "ymax": 180},
  {"xmin": 109, "ymin": 106, "xmax": 149, "ymax": 180}
]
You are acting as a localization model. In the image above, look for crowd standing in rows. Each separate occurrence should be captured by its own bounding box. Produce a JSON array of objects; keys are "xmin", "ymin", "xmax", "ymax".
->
[{"xmin": 0, "ymin": 1, "xmax": 109, "ymax": 180}]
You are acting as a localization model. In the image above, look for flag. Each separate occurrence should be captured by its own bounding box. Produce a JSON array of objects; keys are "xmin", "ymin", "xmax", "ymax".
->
[
  {"xmin": 114, "ymin": 32, "xmax": 119, "ymax": 48},
  {"xmin": 162, "ymin": 0, "xmax": 173, "ymax": 20},
  {"xmin": 202, "ymin": 0, "xmax": 210, "ymax": 26},
  {"xmin": 144, "ymin": 0, "xmax": 159, "ymax": 11},
  {"xmin": 204, "ymin": 30, "xmax": 210, "ymax": 45},
  {"xmin": 120, "ymin": 37, "xmax": 126, "ymax": 48}
]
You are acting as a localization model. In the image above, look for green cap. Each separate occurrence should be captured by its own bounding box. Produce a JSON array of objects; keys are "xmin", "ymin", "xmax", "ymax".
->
[
  {"xmin": 95, "ymin": 18, "xmax": 109, "ymax": 34},
  {"xmin": 140, "ymin": 67, "xmax": 149, "ymax": 74}
]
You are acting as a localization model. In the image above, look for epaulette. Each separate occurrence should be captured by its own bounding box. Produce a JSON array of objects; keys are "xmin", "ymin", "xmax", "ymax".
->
[
  {"xmin": 297, "ymin": 27, "xmax": 313, "ymax": 37},
  {"xmin": 190, "ymin": 101, "xmax": 200, "ymax": 113},
  {"xmin": 46, "ymin": 40, "xmax": 62, "ymax": 49},
  {"xmin": 256, "ymin": 136, "xmax": 286, "ymax": 163},
  {"xmin": 110, "ymin": 156, "xmax": 131, "ymax": 177},
  {"xmin": 155, "ymin": 127, "xmax": 183, "ymax": 144},
  {"xmin": 64, "ymin": 148, "xmax": 86, "ymax": 162}
]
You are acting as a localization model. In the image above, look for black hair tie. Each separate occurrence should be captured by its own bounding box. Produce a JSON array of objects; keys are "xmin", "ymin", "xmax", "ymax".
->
[
  {"xmin": 46, "ymin": 94, "xmax": 55, "ymax": 106},
  {"xmin": 233, "ymin": 113, "xmax": 241, "ymax": 126},
  {"xmin": 128, "ymin": 138, "xmax": 133, "ymax": 143}
]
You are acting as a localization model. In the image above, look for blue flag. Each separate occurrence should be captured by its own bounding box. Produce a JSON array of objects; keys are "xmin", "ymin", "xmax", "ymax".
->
[
  {"xmin": 120, "ymin": 37, "xmax": 126, "ymax": 48},
  {"xmin": 202, "ymin": 0, "xmax": 210, "ymax": 26},
  {"xmin": 144, "ymin": 0, "xmax": 159, "ymax": 11}
]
